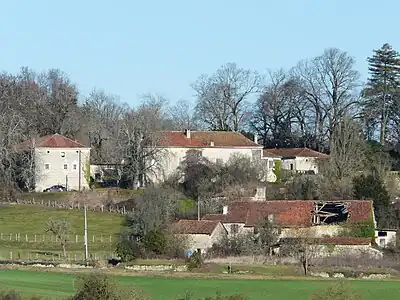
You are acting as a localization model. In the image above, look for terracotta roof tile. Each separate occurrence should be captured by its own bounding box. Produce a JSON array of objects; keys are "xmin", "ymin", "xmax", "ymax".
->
[
  {"xmin": 263, "ymin": 149, "xmax": 282, "ymax": 158},
  {"xmin": 265, "ymin": 147, "xmax": 329, "ymax": 158},
  {"xmin": 158, "ymin": 131, "xmax": 261, "ymax": 148},
  {"xmin": 173, "ymin": 219, "xmax": 221, "ymax": 235},
  {"xmin": 18, "ymin": 134, "xmax": 87, "ymax": 149},
  {"xmin": 281, "ymin": 237, "xmax": 371, "ymax": 245},
  {"xmin": 205, "ymin": 200, "xmax": 373, "ymax": 228}
]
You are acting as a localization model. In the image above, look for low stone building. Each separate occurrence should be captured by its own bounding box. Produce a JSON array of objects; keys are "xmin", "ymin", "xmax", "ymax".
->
[{"xmin": 173, "ymin": 219, "xmax": 228, "ymax": 255}]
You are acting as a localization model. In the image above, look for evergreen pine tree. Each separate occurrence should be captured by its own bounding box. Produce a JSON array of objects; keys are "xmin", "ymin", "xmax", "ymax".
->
[{"xmin": 362, "ymin": 43, "xmax": 400, "ymax": 145}]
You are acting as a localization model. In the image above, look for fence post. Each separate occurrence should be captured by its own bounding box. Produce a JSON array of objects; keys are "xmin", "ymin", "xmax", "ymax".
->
[
  {"xmin": 76, "ymin": 235, "xmax": 78, "ymax": 243},
  {"xmin": 18, "ymin": 233, "xmax": 20, "ymax": 241},
  {"xmin": 109, "ymin": 235, "xmax": 112, "ymax": 243},
  {"xmin": 36, "ymin": 253, "xmax": 39, "ymax": 260},
  {"xmin": 15, "ymin": 233, "xmax": 17, "ymax": 241},
  {"xmin": 25, "ymin": 234, "xmax": 28, "ymax": 242},
  {"xmin": 92, "ymin": 235, "xmax": 95, "ymax": 243},
  {"xmin": 9, "ymin": 233, "xmax": 11, "ymax": 241},
  {"xmin": 100, "ymin": 235, "xmax": 103, "ymax": 243},
  {"xmin": 34, "ymin": 234, "xmax": 37, "ymax": 242},
  {"xmin": 10, "ymin": 251, "xmax": 12, "ymax": 260}
]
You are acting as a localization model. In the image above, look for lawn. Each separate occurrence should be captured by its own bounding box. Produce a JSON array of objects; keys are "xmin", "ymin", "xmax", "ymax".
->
[
  {"xmin": 0, "ymin": 205, "xmax": 125, "ymax": 260},
  {"xmin": 0, "ymin": 270, "xmax": 399, "ymax": 299}
]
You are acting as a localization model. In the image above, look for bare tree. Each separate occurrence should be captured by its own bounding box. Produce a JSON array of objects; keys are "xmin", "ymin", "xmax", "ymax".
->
[
  {"xmin": 192, "ymin": 63, "xmax": 262, "ymax": 131},
  {"xmin": 46, "ymin": 218, "xmax": 70, "ymax": 258},
  {"xmin": 281, "ymin": 229, "xmax": 319, "ymax": 275},
  {"xmin": 251, "ymin": 70, "xmax": 309, "ymax": 147},
  {"xmin": 293, "ymin": 48, "xmax": 361, "ymax": 151},
  {"xmin": 117, "ymin": 94, "xmax": 167, "ymax": 188},
  {"xmin": 80, "ymin": 89, "xmax": 125, "ymax": 163},
  {"xmin": 168, "ymin": 99, "xmax": 197, "ymax": 130}
]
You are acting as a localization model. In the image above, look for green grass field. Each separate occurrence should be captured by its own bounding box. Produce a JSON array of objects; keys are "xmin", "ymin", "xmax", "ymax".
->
[
  {"xmin": 0, "ymin": 270, "xmax": 399, "ymax": 299},
  {"xmin": 0, "ymin": 205, "xmax": 125, "ymax": 260}
]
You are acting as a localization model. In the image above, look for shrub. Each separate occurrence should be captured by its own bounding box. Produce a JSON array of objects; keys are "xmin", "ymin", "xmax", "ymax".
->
[
  {"xmin": 0, "ymin": 290, "xmax": 41, "ymax": 300},
  {"xmin": 70, "ymin": 272, "xmax": 148, "ymax": 300},
  {"xmin": 186, "ymin": 251, "xmax": 203, "ymax": 271},
  {"xmin": 115, "ymin": 239, "xmax": 140, "ymax": 262},
  {"xmin": 143, "ymin": 230, "xmax": 167, "ymax": 255},
  {"xmin": 310, "ymin": 281, "xmax": 362, "ymax": 300}
]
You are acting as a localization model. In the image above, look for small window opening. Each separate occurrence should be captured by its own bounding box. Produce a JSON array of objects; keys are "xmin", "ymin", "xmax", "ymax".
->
[
  {"xmin": 63, "ymin": 164, "xmax": 68, "ymax": 170},
  {"xmin": 61, "ymin": 152, "xmax": 65, "ymax": 158},
  {"xmin": 45, "ymin": 164, "xmax": 49, "ymax": 170}
]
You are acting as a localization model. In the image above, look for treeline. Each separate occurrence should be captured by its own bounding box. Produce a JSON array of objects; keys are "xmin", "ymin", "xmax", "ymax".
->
[{"xmin": 1, "ymin": 43, "xmax": 400, "ymax": 190}]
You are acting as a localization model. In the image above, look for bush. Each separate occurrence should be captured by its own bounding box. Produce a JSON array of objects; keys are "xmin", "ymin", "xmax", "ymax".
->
[
  {"xmin": 143, "ymin": 230, "xmax": 167, "ymax": 255},
  {"xmin": 70, "ymin": 272, "xmax": 147, "ymax": 300},
  {"xmin": 115, "ymin": 239, "xmax": 140, "ymax": 262},
  {"xmin": 186, "ymin": 251, "xmax": 203, "ymax": 271},
  {"xmin": 310, "ymin": 281, "xmax": 362, "ymax": 300},
  {"xmin": 0, "ymin": 290, "xmax": 41, "ymax": 300}
]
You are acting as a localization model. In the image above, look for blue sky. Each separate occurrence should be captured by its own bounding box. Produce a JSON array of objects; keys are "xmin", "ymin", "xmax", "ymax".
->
[{"xmin": 1, "ymin": 0, "xmax": 398, "ymax": 106}]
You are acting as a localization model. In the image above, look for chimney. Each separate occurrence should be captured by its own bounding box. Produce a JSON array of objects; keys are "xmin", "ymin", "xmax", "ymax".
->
[
  {"xmin": 222, "ymin": 205, "xmax": 228, "ymax": 215},
  {"xmin": 185, "ymin": 129, "xmax": 191, "ymax": 139},
  {"xmin": 210, "ymin": 141, "xmax": 214, "ymax": 147},
  {"xmin": 254, "ymin": 133, "xmax": 258, "ymax": 144}
]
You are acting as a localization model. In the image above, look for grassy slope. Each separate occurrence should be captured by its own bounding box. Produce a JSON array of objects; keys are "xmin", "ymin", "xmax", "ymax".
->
[
  {"xmin": 0, "ymin": 270, "xmax": 399, "ymax": 300},
  {"xmin": 0, "ymin": 205, "xmax": 124, "ymax": 235},
  {"xmin": 0, "ymin": 205, "xmax": 125, "ymax": 258}
]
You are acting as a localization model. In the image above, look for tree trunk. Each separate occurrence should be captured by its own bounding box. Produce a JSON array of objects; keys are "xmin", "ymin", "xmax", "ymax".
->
[{"xmin": 62, "ymin": 242, "xmax": 67, "ymax": 258}]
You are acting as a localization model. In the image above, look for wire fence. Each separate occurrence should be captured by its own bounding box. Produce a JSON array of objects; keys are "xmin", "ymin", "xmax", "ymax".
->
[
  {"xmin": 0, "ymin": 251, "xmax": 115, "ymax": 262},
  {"xmin": 0, "ymin": 233, "xmax": 125, "ymax": 244}
]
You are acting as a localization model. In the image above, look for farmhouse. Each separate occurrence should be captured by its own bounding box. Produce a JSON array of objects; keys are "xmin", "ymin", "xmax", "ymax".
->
[
  {"xmin": 202, "ymin": 200, "xmax": 375, "ymax": 239},
  {"xmin": 17, "ymin": 134, "xmax": 91, "ymax": 192},
  {"xmin": 263, "ymin": 147, "xmax": 328, "ymax": 174},
  {"xmin": 150, "ymin": 130, "xmax": 276, "ymax": 183},
  {"xmin": 172, "ymin": 219, "xmax": 227, "ymax": 255}
]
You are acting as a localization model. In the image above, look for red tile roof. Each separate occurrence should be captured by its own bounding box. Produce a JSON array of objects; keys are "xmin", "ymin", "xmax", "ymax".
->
[
  {"xmin": 263, "ymin": 149, "xmax": 282, "ymax": 158},
  {"xmin": 202, "ymin": 200, "xmax": 373, "ymax": 228},
  {"xmin": 281, "ymin": 237, "xmax": 371, "ymax": 246},
  {"xmin": 18, "ymin": 134, "xmax": 87, "ymax": 150},
  {"xmin": 158, "ymin": 131, "xmax": 261, "ymax": 148},
  {"xmin": 264, "ymin": 147, "xmax": 329, "ymax": 158},
  {"xmin": 173, "ymin": 220, "xmax": 222, "ymax": 235}
]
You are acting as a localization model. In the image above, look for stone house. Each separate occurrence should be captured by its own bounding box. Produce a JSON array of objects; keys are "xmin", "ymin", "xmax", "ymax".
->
[
  {"xmin": 18, "ymin": 134, "xmax": 91, "ymax": 192},
  {"xmin": 149, "ymin": 130, "xmax": 276, "ymax": 183},
  {"xmin": 263, "ymin": 147, "xmax": 329, "ymax": 174},
  {"xmin": 375, "ymin": 229, "xmax": 397, "ymax": 248},
  {"xmin": 173, "ymin": 219, "xmax": 228, "ymax": 255},
  {"xmin": 202, "ymin": 200, "xmax": 375, "ymax": 240}
]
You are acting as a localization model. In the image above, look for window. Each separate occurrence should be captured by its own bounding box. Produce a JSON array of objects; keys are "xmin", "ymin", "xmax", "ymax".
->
[
  {"xmin": 44, "ymin": 164, "xmax": 50, "ymax": 170},
  {"xmin": 73, "ymin": 164, "xmax": 77, "ymax": 170},
  {"xmin": 230, "ymin": 224, "xmax": 239, "ymax": 235},
  {"xmin": 63, "ymin": 164, "xmax": 68, "ymax": 170},
  {"xmin": 290, "ymin": 163, "xmax": 294, "ymax": 170},
  {"xmin": 47, "ymin": 151, "xmax": 50, "ymax": 154},
  {"xmin": 61, "ymin": 152, "xmax": 65, "ymax": 158}
]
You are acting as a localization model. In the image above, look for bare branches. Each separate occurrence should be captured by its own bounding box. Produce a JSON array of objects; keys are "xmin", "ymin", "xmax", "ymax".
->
[
  {"xmin": 293, "ymin": 48, "xmax": 361, "ymax": 150},
  {"xmin": 192, "ymin": 63, "xmax": 262, "ymax": 131},
  {"xmin": 45, "ymin": 217, "xmax": 70, "ymax": 257}
]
